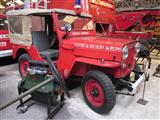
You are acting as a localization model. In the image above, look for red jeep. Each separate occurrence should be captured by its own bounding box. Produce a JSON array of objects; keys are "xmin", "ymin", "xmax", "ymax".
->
[
  {"xmin": 0, "ymin": 15, "xmax": 12, "ymax": 57},
  {"xmin": 7, "ymin": 8, "xmax": 150, "ymax": 114}
]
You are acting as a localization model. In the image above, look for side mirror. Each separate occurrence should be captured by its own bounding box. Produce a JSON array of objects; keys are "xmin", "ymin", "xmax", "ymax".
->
[
  {"xmin": 64, "ymin": 23, "xmax": 72, "ymax": 32},
  {"xmin": 60, "ymin": 23, "xmax": 72, "ymax": 32}
]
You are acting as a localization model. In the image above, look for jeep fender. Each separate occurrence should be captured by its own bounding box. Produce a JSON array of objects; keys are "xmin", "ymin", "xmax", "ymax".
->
[{"xmin": 75, "ymin": 57, "xmax": 121, "ymax": 68}]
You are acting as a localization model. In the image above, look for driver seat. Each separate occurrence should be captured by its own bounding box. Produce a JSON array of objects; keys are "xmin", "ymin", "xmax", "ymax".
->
[{"xmin": 32, "ymin": 31, "xmax": 59, "ymax": 59}]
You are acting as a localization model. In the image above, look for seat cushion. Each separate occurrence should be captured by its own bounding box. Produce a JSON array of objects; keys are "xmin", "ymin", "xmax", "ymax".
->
[
  {"xmin": 32, "ymin": 31, "xmax": 50, "ymax": 51},
  {"xmin": 40, "ymin": 49, "xmax": 59, "ymax": 59}
]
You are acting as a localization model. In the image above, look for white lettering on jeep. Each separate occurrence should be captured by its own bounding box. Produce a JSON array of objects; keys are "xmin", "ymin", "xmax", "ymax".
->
[{"xmin": 74, "ymin": 43, "xmax": 122, "ymax": 52}]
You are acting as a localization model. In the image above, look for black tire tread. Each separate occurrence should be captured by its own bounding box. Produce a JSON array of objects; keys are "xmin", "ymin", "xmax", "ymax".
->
[{"xmin": 82, "ymin": 70, "xmax": 116, "ymax": 114}]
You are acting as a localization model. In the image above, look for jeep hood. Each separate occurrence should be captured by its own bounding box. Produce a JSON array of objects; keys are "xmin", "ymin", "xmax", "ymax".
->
[
  {"xmin": 63, "ymin": 36, "xmax": 136, "ymax": 62},
  {"xmin": 64, "ymin": 36, "xmax": 136, "ymax": 48}
]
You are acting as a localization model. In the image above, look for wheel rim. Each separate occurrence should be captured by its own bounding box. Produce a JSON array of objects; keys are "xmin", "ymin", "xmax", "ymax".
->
[
  {"xmin": 20, "ymin": 59, "xmax": 29, "ymax": 77},
  {"xmin": 85, "ymin": 79, "xmax": 105, "ymax": 107}
]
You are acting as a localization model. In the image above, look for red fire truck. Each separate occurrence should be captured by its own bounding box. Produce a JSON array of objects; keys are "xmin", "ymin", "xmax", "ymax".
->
[{"xmin": 0, "ymin": 14, "xmax": 12, "ymax": 57}]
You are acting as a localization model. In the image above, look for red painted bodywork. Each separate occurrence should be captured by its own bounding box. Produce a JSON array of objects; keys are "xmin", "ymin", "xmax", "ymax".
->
[
  {"xmin": 9, "ymin": 0, "xmax": 136, "ymax": 79},
  {"xmin": 11, "ymin": 12, "xmax": 136, "ymax": 79},
  {"xmin": 12, "ymin": 44, "xmax": 43, "ymax": 61},
  {"xmin": 0, "ymin": 15, "xmax": 12, "ymax": 57}
]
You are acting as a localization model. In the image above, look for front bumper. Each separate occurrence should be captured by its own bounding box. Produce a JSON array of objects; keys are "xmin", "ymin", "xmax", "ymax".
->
[
  {"xmin": 129, "ymin": 59, "xmax": 151, "ymax": 95},
  {"xmin": 0, "ymin": 49, "xmax": 13, "ymax": 57}
]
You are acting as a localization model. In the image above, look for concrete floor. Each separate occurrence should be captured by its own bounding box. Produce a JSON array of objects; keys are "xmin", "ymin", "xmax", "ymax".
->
[{"xmin": 0, "ymin": 58, "xmax": 160, "ymax": 120}]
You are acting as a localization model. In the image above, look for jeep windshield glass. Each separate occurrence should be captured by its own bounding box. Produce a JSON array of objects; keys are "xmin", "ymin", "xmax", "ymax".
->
[
  {"xmin": 0, "ymin": 18, "xmax": 8, "ymax": 30},
  {"xmin": 58, "ymin": 14, "xmax": 94, "ymax": 31}
]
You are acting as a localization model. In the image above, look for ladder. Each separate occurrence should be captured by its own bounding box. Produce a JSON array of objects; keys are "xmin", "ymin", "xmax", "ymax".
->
[{"xmin": 24, "ymin": 0, "xmax": 48, "ymax": 9}]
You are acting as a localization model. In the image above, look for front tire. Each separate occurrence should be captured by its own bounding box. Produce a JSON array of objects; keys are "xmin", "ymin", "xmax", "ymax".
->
[
  {"xmin": 18, "ymin": 53, "xmax": 30, "ymax": 78},
  {"xmin": 82, "ymin": 70, "xmax": 116, "ymax": 114}
]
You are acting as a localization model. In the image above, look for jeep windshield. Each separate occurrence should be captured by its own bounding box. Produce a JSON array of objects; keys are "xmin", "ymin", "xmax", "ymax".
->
[
  {"xmin": 58, "ymin": 14, "xmax": 94, "ymax": 31},
  {"xmin": 0, "ymin": 18, "xmax": 8, "ymax": 30}
]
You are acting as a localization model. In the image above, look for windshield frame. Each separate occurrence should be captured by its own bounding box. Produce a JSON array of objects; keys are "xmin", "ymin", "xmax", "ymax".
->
[{"xmin": 57, "ymin": 13, "xmax": 95, "ymax": 32}]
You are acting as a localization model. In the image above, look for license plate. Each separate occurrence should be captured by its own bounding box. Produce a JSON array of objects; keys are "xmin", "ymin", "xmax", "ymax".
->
[{"xmin": 0, "ymin": 42, "xmax": 7, "ymax": 46}]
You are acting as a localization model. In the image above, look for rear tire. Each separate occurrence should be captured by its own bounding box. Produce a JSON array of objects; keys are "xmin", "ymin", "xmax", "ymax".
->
[
  {"xmin": 82, "ymin": 70, "xmax": 116, "ymax": 114},
  {"xmin": 18, "ymin": 53, "xmax": 30, "ymax": 78}
]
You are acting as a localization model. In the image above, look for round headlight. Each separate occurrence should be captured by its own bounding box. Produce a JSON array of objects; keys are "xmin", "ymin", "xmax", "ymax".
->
[
  {"xmin": 122, "ymin": 46, "xmax": 129, "ymax": 60},
  {"xmin": 135, "ymin": 42, "xmax": 141, "ymax": 53}
]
